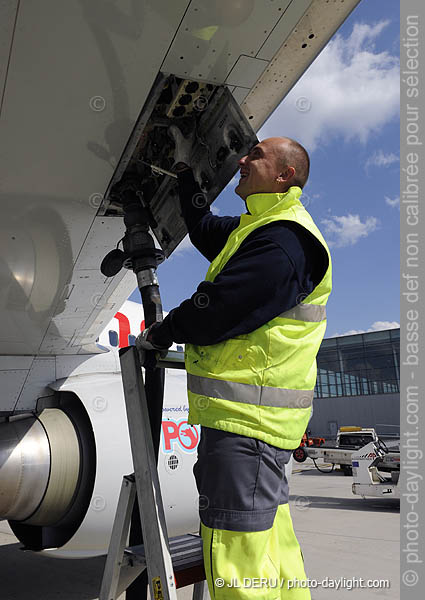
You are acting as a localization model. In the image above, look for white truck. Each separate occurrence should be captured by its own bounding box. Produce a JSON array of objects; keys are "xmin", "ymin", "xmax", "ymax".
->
[{"xmin": 306, "ymin": 427, "xmax": 380, "ymax": 475}]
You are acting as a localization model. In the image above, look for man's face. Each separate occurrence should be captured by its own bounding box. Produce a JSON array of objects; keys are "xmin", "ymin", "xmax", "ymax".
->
[{"xmin": 235, "ymin": 138, "xmax": 289, "ymax": 201}]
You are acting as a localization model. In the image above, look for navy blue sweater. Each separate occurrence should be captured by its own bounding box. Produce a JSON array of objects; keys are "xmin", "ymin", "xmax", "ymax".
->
[{"xmin": 151, "ymin": 169, "xmax": 328, "ymax": 347}]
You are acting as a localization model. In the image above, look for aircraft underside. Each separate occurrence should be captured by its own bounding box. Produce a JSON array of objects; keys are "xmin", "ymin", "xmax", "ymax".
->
[{"xmin": 0, "ymin": 0, "xmax": 361, "ymax": 558}]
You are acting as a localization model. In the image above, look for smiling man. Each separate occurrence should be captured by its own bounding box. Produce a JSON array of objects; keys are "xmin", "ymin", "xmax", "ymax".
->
[
  {"xmin": 237, "ymin": 137, "xmax": 310, "ymax": 200},
  {"xmin": 141, "ymin": 135, "xmax": 332, "ymax": 598}
]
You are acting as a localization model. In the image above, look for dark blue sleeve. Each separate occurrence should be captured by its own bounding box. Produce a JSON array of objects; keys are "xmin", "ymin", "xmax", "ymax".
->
[
  {"xmin": 177, "ymin": 169, "xmax": 239, "ymax": 262},
  {"xmin": 151, "ymin": 220, "xmax": 328, "ymax": 347}
]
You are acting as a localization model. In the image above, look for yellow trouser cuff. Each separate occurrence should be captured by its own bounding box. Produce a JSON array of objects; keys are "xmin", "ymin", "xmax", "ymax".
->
[{"xmin": 200, "ymin": 504, "xmax": 311, "ymax": 600}]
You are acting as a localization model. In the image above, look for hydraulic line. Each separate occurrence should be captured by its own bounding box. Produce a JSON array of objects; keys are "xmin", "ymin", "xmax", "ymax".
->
[
  {"xmin": 100, "ymin": 172, "xmax": 174, "ymax": 599},
  {"xmin": 117, "ymin": 178, "xmax": 166, "ymax": 600},
  {"xmin": 312, "ymin": 458, "xmax": 335, "ymax": 473}
]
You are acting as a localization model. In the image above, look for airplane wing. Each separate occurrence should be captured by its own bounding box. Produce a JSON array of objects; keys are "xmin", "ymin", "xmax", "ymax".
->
[{"xmin": 0, "ymin": 0, "xmax": 361, "ymax": 358}]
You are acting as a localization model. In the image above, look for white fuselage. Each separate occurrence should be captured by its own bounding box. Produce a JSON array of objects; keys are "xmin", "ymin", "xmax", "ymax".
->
[{"xmin": 47, "ymin": 301, "xmax": 200, "ymax": 558}]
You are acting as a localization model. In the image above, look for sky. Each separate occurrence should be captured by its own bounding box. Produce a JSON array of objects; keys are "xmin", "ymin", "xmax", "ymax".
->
[{"xmin": 130, "ymin": 0, "xmax": 400, "ymax": 338}]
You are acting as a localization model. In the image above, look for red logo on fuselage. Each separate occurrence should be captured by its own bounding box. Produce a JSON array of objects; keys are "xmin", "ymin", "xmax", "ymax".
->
[{"xmin": 162, "ymin": 419, "xmax": 200, "ymax": 453}]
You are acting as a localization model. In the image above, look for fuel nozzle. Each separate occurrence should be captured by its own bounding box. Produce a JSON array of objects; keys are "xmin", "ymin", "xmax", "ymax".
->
[{"xmin": 100, "ymin": 175, "xmax": 164, "ymax": 278}]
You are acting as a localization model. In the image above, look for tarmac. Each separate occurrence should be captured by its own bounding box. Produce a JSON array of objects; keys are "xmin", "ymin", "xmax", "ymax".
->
[{"xmin": 0, "ymin": 458, "xmax": 399, "ymax": 599}]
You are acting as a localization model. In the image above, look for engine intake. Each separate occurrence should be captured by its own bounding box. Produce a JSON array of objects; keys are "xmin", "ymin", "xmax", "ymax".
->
[{"xmin": 0, "ymin": 409, "xmax": 80, "ymax": 525}]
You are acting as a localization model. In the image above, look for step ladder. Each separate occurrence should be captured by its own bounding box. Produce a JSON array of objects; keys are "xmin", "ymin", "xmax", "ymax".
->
[{"xmin": 99, "ymin": 345, "xmax": 206, "ymax": 600}]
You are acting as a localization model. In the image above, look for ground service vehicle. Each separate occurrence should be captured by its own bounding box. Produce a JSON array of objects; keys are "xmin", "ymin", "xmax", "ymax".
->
[
  {"xmin": 351, "ymin": 439, "xmax": 400, "ymax": 499},
  {"xmin": 292, "ymin": 430, "xmax": 325, "ymax": 463},
  {"xmin": 307, "ymin": 427, "xmax": 380, "ymax": 475}
]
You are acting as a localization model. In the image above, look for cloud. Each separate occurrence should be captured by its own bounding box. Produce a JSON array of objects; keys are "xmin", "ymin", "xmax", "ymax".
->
[
  {"xmin": 259, "ymin": 20, "xmax": 399, "ymax": 151},
  {"xmin": 211, "ymin": 204, "xmax": 221, "ymax": 215},
  {"xmin": 321, "ymin": 213, "xmax": 378, "ymax": 248},
  {"xmin": 365, "ymin": 150, "xmax": 399, "ymax": 171},
  {"xmin": 347, "ymin": 20, "xmax": 391, "ymax": 53},
  {"xmin": 385, "ymin": 195, "xmax": 400, "ymax": 208},
  {"xmin": 300, "ymin": 188, "xmax": 321, "ymax": 208},
  {"xmin": 371, "ymin": 320, "xmax": 400, "ymax": 331},
  {"xmin": 332, "ymin": 320, "xmax": 400, "ymax": 337},
  {"xmin": 171, "ymin": 234, "xmax": 194, "ymax": 257}
]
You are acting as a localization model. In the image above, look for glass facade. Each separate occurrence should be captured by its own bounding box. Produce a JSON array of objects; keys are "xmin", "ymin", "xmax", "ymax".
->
[{"xmin": 315, "ymin": 328, "xmax": 400, "ymax": 398}]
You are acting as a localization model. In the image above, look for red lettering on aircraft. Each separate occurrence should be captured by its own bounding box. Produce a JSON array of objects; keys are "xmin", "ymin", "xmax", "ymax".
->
[
  {"xmin": 114, "ymin": 312, "xmax": 131, "ymax": 348},
  {"xmin": 113, "ymin": 312, "xmax": 145, "ymax": 348},
  {"xmin": 178, "ymin": 422, "xmax": 198, "ymax": 450},
  {"xmin": 162, "ymin": 421, "xmax": 179, "ymax": 451},
  {"xmin": 161, "ymin": 419, "xmax": 199, "ymax": 453}
]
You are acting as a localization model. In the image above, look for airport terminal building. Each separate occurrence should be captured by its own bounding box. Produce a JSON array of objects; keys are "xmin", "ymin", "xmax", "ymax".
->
[{"xmin": 309, "ymin": 328, "xmax": 400, "ymax": 439}]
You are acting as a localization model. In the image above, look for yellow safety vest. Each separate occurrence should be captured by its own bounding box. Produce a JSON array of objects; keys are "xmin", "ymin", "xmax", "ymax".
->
[{"xmin": 185, "ymin": 186, "xmax": 332, "ymax": 449}]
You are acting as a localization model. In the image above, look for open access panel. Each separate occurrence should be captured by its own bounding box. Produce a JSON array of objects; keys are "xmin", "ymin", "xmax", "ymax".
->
[{"xmin": 99, "ymin": 72, "xmax": 259, "ymax": 257}]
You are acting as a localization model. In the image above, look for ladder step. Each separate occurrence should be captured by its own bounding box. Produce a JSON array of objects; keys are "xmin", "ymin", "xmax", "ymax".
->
[
  {"xmin": 125, "ymin": 533, "xmax": 203, "ymax": 572},
  {"xmin": 100, "ymin": 346, "xmax": 206, "ymax": 599}
]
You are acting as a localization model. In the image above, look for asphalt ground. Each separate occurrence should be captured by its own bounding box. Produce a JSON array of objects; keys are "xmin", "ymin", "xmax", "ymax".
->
[{"xmin": 0, "ymin": 458, "xmax": 399, "ymax": 599}]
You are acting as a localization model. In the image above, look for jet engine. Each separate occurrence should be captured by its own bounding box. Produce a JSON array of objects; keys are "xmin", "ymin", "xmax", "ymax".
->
[{"xmin": 0, "ymin": 367, "xmax": 199, "ymax": 558}]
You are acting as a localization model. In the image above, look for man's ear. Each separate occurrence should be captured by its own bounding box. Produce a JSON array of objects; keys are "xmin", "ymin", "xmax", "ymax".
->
[{"xmin": 277, "ymin": 166, "xmax": 295, "ymax": 183}]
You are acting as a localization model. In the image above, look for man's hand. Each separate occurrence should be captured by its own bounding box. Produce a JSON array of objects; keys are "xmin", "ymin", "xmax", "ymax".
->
[
  {"xmin": 136, "ymin": 322, "xmax": 172, "ymax": 365},
  {"xmin": 136, "ymin": 322, "xmax": 172, "ymax": 352},
  {"xmin": 168, "ymin": 124, "xmax": 195, "ymax": 170}
]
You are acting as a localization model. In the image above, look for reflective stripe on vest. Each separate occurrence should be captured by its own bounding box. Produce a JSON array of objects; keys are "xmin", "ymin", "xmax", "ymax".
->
[
  {"xmin": 187, "ymin": 374, "xmax": 313, "ymax": 409},
  {"xmin": 185, "ymin": 187, "xmax": 332, "ymax": 448},
  {"xmin": 278, "ymin": 303, "xmax": 326, "ymax": 322}
]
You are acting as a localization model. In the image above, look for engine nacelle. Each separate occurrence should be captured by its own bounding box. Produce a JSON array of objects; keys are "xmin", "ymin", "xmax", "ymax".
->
[{"xmin": 1, "ymin": 368, "xmax": 200, "ymax": 558}]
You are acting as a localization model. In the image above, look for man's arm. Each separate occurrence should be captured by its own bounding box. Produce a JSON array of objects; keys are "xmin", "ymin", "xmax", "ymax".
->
[
  {"xmin": 150, "ymin": 221, "xmax": 328, "ymax": 348},
  {"xmin": 177, "ymin": 168, "xmax": 240, "ymax": 262}
]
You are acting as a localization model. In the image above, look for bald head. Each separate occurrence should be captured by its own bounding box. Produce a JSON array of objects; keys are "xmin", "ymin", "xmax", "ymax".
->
[
  {"xmin": 235, "ymin": 136, "xmax": 310, "ymax": 200},
  {"xmin": 267, "ymin": 137, "xmax": 310, "ymax": 190}
]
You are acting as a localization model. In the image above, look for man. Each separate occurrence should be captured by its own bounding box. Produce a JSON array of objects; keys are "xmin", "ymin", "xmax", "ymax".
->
[{"xmin": 141, "ymin": 136, "xmax": 331, "ymax": 598}]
